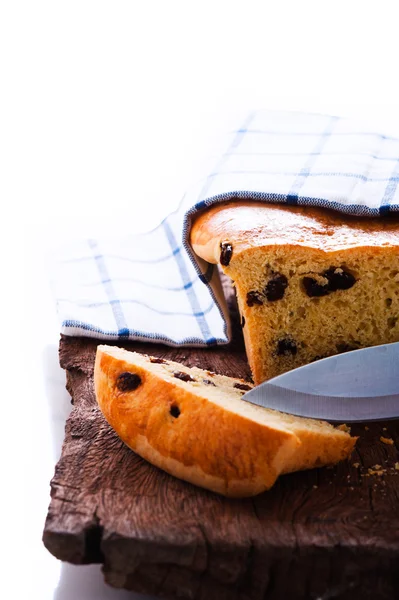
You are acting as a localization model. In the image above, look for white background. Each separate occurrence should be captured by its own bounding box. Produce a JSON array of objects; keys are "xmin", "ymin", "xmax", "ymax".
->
[{"xmin": 2, "ymin": 1, "xmax": 399, "ymax": 598}]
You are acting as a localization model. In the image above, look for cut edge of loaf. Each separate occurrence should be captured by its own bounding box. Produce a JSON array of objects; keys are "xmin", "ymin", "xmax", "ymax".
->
[
  {"xmin": 230, "ymin": 244, "xmax": 399, "ymax": 383},
  {"xmin": 94, "ymin": 345, "xmax": 357, "ymax": 497}
]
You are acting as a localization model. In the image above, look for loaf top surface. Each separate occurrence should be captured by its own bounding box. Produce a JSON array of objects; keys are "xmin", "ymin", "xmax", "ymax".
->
[{"xmin": 190, "ymin": 202, "xmax": 399, "ymax": 264}]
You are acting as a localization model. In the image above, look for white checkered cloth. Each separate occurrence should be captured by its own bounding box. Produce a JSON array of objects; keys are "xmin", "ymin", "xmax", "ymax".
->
[{"xmin": 53, "ymin": 111, "xmax": 399, "ymax": 346}]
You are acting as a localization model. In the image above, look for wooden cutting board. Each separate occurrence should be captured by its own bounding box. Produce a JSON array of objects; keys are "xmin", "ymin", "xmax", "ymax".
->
[{"xmin": 43, "ymin": 316, "xmax": 399, "ymax": 599}]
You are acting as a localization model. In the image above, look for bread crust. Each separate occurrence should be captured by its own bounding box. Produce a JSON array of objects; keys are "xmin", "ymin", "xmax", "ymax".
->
[
  {"xmin": 190, "ymin": 201, "xmax": 399, "ymax": 264},
  {"xmin": 94, "ymin": 346, "xmax": 357, "ymax": 496},
  {"xmin": 94, "ymin": 346, "xmax": 300, "ymax": 497}
]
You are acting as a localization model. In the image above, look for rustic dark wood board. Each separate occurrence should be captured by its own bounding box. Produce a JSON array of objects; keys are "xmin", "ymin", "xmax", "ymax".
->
[{"xmin": 43, "ymin": 309, "xmax": 399, "ymax": 599}]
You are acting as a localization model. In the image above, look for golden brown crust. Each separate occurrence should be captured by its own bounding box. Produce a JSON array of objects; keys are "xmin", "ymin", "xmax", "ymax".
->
[
  {"xmin": 94, "ymin": 346, "xmax": 300, "ymax": 497},
  {"xmin": 280, "ymin": 426, "xmax": 357, "ymax": 475},
  {"xmin": 94, "ymin": 346, "xmax": 356, "ymax": 497},
  {"xmin": 190, "ymin": 202, "xmax": 399, "ymax": 264}
]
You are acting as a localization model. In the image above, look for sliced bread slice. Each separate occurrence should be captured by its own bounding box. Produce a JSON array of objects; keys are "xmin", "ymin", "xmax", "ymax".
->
[{"xmin": 94, "ymin": 345, "xmax": 357, "ymax": 497}]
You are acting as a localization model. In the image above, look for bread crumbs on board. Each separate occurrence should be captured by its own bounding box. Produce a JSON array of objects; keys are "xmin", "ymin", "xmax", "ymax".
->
[
  {"xmin": 368, "ymin": 467, "xmax": 385, "ymax": 476},
  {"xmin": 380, "ymin": 436, "xmax": 394, "ymax": 445},
  {"xmin": 337, "ymin": 424, "xmax": 351, "ymax": 433}
]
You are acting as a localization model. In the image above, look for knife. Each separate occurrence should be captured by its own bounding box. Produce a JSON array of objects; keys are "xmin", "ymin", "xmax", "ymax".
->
[{"xmin": 242, "ymin": 342, "xmax": 399, "ymax": 422}]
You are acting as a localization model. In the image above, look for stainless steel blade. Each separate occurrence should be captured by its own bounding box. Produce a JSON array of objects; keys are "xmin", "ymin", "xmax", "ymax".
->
[{"xmin": 242, "ymin": 342, "xmax": 399, "ymax": 422}]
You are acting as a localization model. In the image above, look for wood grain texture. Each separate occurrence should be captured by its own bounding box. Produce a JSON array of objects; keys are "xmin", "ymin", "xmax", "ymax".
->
[{"xmin": 43, "ymin": 295, "xmax": 399, "ymax": 599}]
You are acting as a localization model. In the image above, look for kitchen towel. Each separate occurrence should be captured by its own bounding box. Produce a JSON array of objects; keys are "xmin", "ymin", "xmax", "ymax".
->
[{"xmin": 52, "ymin": 110, "xmax": 399, "ymax": 345}]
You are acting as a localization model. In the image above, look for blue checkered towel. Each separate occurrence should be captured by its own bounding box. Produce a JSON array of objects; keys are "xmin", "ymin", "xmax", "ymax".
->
[{"xmin": 52, "ymin": 110, "xmax": 399, "ymax": 346}]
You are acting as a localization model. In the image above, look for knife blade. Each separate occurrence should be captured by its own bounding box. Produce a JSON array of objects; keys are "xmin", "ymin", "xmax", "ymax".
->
[{"xmin": 242, "ymin": 342, "xmax": 399, "ymax": 422}]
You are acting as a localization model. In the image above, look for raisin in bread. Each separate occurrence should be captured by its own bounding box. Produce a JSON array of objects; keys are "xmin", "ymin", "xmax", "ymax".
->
[
  {"xmin": 94, "ymin": 345, "xmax": 356, "ymax": 498},
  {"xmin": 190, "ymin": 202, "xmax": 399, "ymax": 384}
]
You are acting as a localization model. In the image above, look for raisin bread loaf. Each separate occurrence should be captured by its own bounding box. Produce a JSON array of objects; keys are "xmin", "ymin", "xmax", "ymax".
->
[
  {"xmin": 190, "ymin": 202, "xmax": 399, "ymax": 383},
  {"xmin": 94, "ymin": 345, "xmax": 356, "ymax": 497}
]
